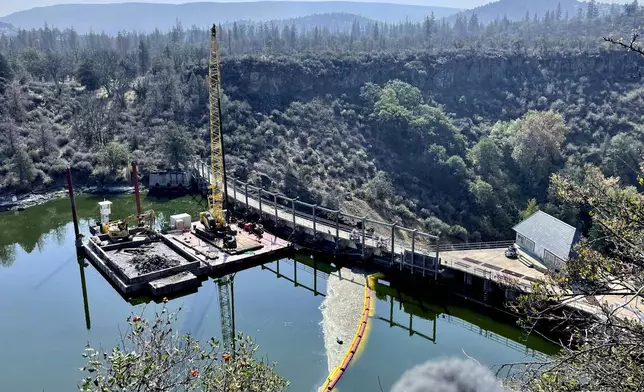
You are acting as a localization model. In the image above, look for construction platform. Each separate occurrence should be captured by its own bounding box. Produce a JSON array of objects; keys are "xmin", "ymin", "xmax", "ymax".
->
[{"xmin": 83, "ymin": 223, "xmax": 292, "ymax": 298}]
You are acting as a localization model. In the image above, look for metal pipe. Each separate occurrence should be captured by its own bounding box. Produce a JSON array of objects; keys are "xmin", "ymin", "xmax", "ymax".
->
[
  {"xmin": 273, "ymin": 193, "xmax": 278, "ymax": 225},
  {"xmin": 293, "ymin": 259, "xmax": 297, "ymax": 285},
  {"xmin": 422, "ymin": 255, "xmax": 426, "ymax": 278},
  {"xmin": 391, "ymin": 223, "xmax": 396, "ymax": 265},
  {"xmin": 244, "ymin": 182, "xmax": 249, "ymax": 216},
  {"xmin": 78, "ymin": 253, "xmax": 91, "ymax": 330},
  {"xmin": 435, "ymin": 237, "xmax": 440, "ymax": 281},
  {"xmin": 292, "ymin": 197, "xmax": 297, "ymax": 232},
  {"xmin": 411, "ymin": 229, "xmax": 416, "ymax": 275},
  {"xmin": 258, "ymin": 188, "xmax": 262, "ymax": 218},
  {"xmin": 66, "ymin": 167, "xmax": 81, "ymax": 246},
  {"xmin": 312, "ymin": 205, "xmax": 317, "ymax": 238},
  {"xmin": 409, "ymin": 313, "xmax": 413, "ymax": 336},
  {"xmin": 232, "ymin": 177, "xmax": 237, "ymax": 212},
  {"xmin": 335, "ymin": 210, "xmax": 340, "ymax": 242},
  {"xmin": 317, "ymin": 206, "xmax": 337, "ymax": 214},
  {"xmin": 361, "ymin": 216, "xmax": 366, "ymax": 260},
  {"xmin": 230, "ymin": 277, "xmax": 236, "ymax": 354},
  {"xmin": 131, "ymin": 161, "xmax": 142, "ymax": 216},
  {"xmin": 313, "ymin": 257, "xmax": 318, "ymax": 295},
  {"xmin": 433, "ymin": 314, "xmax": 437, "ymax": 342}
]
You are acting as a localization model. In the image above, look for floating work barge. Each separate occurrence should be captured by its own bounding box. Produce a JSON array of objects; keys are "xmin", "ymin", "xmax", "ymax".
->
[{"xmin": 83, "ymin": 220, "xmax": 292, "ymax": 298}]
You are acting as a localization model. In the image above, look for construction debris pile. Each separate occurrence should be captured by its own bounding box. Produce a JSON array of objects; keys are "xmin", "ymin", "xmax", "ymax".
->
[{"xmin": 132, "ymin": 254, "xmax": 180, "ymax": 274}]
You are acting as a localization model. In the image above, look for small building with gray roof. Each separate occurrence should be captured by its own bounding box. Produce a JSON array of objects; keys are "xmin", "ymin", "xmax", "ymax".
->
[{"xmin": 512, "ymin": 211, "xmax": 580, "ymax": 271}]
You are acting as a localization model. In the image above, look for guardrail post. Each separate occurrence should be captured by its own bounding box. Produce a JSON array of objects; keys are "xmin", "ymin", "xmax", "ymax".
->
[
  {"xmin": 292, "ymin": 198, "xmax": 297, "ymax": 232},
  {"xmin": 334, "ymin": 210, "xmax": 340, "ymax": 242},
  {"xmin": 422, "ymin": 254, "xmax": 427, "ymax": 278},
  {"xmin": 273, "ymin": 193, "xmax": 278, "ymax": 225},
  {"xmin": 391, "ymin": 223, "xmax": 396, "ymax": 265},
  {"xmin": 361, "ymin": 216, "xmax": 366, "ymax": 260},
  {"xmin": 232, "ymin": 177, "xmax": 237, "ymax": 212},
  {"xmin": 435, "ymin": 237, "xmax": 440, "ymax": 280},
  {"xmin": 411, "ymin": 229, "xmax": 416, "ymax": 275},
  {"xmin": 258, "ymin": 188, "xmax": 263, "ymax": 219},
  {"xmin": 409, "ymin": 314, "xmax": 413, "ymax": 335},
  {"xmin": 244, "ymin": 182, "xmax": 249, "ymax": 216},
  {"xmin": 312, "ymin": 205, "xmax": 317, "ymax": 239}
]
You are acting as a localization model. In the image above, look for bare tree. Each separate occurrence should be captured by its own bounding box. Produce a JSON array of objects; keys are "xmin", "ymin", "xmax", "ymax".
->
[
  {"xmin": 43, "ymin": 50, "xmax": 71, "ymax": 95},
  {"xmin": 71, "ymin": 95, "xmax": 109, "ymax": 147}
]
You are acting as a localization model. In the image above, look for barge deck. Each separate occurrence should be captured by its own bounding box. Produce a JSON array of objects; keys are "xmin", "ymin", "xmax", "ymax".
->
[{"xmin": 83, "ymin": 222, "xmax": 292, "ymax": 298}]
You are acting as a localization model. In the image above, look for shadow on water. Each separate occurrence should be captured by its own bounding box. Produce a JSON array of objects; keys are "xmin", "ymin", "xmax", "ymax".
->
[
  {"xmin": 0, "ymin": 192, "xmax": 206, "ymax": 266},
  {"xmin": 180, "ymin": 280, "xmax": 219, "ymax": 338},
  {"xmin": 261, "ymin": 255, "xmax": 560, "ymax": 359}
]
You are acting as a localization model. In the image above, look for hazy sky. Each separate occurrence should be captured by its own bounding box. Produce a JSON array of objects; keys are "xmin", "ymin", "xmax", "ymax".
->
[{"xmin": 0, "ymin": 0, "xmax": 631, "ymax": 18}]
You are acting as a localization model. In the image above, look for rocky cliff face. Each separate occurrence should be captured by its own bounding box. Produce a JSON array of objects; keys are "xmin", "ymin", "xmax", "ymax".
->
[{"xmin": 220, "ymin": 50, "xmax": 643, "ymax": 120}]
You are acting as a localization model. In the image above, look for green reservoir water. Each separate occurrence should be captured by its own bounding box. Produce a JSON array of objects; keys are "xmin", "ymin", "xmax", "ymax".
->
[{"xmin": 0, "ymin": 193, "xmax": 558, "ymax": 391}]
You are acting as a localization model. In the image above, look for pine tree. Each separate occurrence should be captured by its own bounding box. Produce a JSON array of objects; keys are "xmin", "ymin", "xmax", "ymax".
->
[
  {"xmin": 587, "ymin": 0, "xmax": 599, "ymax": 20},
  {"xmin": 577, "ymin": 7, "xmax": 584, "ymax": 20},
  {"xmin": 556, "ymin": 2, "xmax": 563, "ymax": 20},
  {"xmin": 11, "ymin": 146, "xmax": 36, "ymax": 185},
  {"xmin": 0, "ymin": 51, "xmax": 11, "ymax": 82},
  {"xmin": 468, "ymin": 13, "xmax": 480, "ymax": 34},
  {"xmin": 138, "ymin": 40, "xmax": 149, "ymax": 74},
  {"xmin": 625, "ymin": 0, "xmax": 640, "ymax": 16},
  {"xmin": 289, "ymin": 24, "xmax": 297, "ymax": 49},
  {"xmin": 423, "ymin": 15, "xmax": 432, "ymax": 43}
]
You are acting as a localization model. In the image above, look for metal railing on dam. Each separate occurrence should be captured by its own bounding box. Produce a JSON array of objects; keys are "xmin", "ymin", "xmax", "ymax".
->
[{"xmin": 190, "ymin": 160, "xmax": 442, "ymax": 278}]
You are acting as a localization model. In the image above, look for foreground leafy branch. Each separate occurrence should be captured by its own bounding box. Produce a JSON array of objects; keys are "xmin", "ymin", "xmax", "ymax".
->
[
  {"xmin": 79, "ymin": 304, "xmax": 288, "ymax": 392},
  {"xmin": 504, "ymin": 164, "xmax": 644, "ymax": 391}
]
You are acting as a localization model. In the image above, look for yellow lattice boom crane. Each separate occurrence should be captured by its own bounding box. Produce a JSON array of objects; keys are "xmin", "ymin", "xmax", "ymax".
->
[{"xmin": 198, "ymin": 25, "xmax": 236, "ymax": 249}]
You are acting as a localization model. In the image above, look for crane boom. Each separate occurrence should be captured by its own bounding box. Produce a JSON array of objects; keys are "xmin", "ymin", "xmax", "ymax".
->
[
  {"xmin": 206, "ymin": 24, "xmax": 235, "ymax": 356},
  {"xmin": 207, "ymin": 24, "xmax": 227, "ymax": 227}
]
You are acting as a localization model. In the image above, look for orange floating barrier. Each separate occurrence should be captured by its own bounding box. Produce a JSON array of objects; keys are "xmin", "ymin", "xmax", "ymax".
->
[{"xmin": 319, "ymin": 275, "xmax": 376, "ymax": 391}]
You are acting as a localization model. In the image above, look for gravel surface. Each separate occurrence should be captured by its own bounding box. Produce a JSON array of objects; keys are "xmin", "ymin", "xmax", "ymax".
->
[
  {"xmin": 132, "ymin": 254, "xmax": 180, "ymax": 274},
  {"xmin": 0, "ymin": 186, "xmax": 135, "ymax": 212}
]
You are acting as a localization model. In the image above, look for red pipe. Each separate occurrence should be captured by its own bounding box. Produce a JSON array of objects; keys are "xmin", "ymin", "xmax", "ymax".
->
[
  {"xmin": 66, "ymin": 167, "xmax": 80, "ymax": 243},
  {"xmin": 131, "ymin": 161, "xmax": 142, "ymax": 216}
]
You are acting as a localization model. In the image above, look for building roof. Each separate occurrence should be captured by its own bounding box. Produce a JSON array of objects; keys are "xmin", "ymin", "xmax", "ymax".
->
[{"xmin": 512, "ymin": 211, "xmax": 578, "ymax": 260}]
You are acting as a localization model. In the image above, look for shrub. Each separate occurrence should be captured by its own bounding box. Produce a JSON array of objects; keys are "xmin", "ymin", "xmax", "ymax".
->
[{"xmin": 79, "ymin": 304, "xmax": 287, "ymax": 392}]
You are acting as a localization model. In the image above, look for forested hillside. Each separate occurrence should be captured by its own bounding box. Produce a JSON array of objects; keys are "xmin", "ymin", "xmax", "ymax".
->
[
  {"xmin": 453, "ymin": 0, "xmax": 611, "ymax": 24},
  {"xmin": 1, "ymin": 3, "xmax": 643, "ymax": 241}
]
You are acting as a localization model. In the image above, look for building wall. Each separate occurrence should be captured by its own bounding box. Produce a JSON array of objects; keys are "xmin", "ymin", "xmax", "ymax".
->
[{"xmin": 515, "ymin": 232, "xmax": 565, "ymax": 271}]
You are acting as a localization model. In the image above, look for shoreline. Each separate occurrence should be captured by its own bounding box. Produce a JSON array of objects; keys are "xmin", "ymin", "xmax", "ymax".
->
[{"xmin": 0, "ymin": 185, "xmax": 136, "ymax": 213}]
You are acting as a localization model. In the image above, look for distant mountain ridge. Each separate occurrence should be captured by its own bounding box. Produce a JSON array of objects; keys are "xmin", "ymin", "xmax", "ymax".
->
[
  {"xmin": 0, "ymin": 21, "xmax": 14, "ymax": 33},
  {"xmin": 0, "ymin": 1, "xmax": 461, "ymax": 34},
  {"xmin": 452, "ymin": 0, "xmax": 610, "ymax": 24}
]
